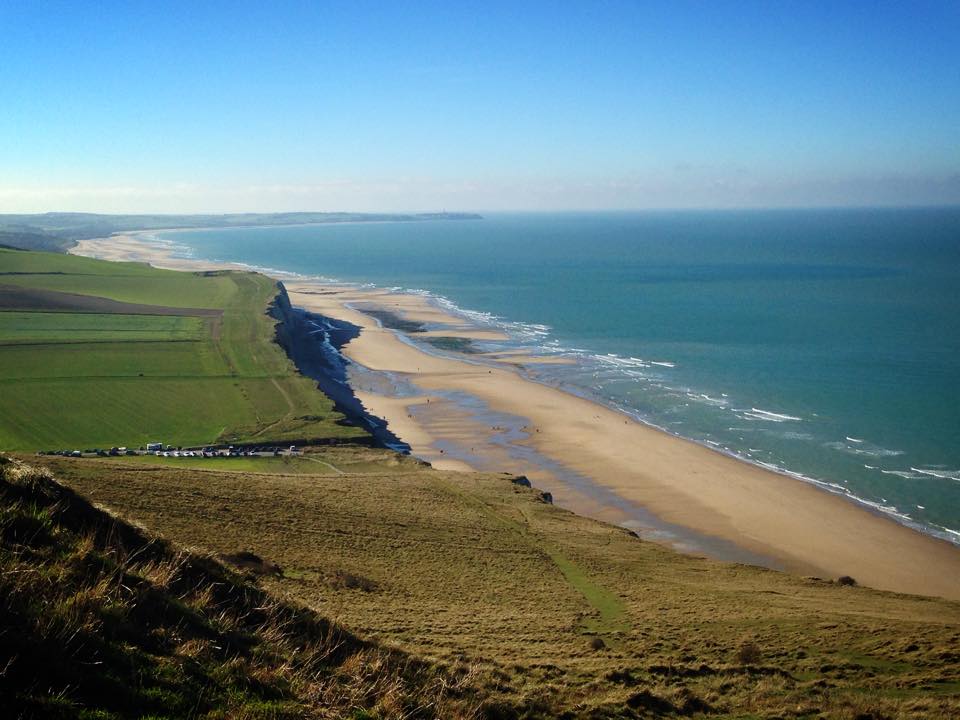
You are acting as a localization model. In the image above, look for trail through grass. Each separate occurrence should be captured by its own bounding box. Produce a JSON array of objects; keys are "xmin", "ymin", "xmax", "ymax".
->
[
  {"xmin": 544, "ymin": 547, "xmax": 629, "ymax": 636},
  {"xmin": 437, "ymin": 476, "xmax": 629, "ymax": 639}
]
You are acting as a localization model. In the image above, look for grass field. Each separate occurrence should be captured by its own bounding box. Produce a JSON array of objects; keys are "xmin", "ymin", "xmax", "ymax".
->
[
  {"xmin": 41, "ymin": 450, "xmax": 960, "ymax": 718},
  {"xmin": 0, "ymin": 249, "xmax": 237, "ymax": 307},
  {"xmin": 0, "ymin": 248, "xmax": 366, "ymax": 450},
  {"xmin": 0, "ymin": 311, "xmax": 205, "ymax": 344}
]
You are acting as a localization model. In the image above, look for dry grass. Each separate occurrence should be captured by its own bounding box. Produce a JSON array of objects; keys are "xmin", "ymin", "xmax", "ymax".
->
[
  {"xmin": 0, "ymin": 456, "xmax": 495, "ymax": 719},
  {"xmin": 31, "ymin": 451, "xmax": 960, "ymax": 717}
]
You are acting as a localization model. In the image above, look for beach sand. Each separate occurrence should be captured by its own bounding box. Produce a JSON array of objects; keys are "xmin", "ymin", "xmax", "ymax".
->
[{"xmin": 72, "ymin": 234, "xmax": 960, "ymax": 600}]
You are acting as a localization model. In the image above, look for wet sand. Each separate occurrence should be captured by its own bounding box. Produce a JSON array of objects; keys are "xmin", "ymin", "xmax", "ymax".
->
[{"xmin": 72, "ymin": 233, "xmax": 960, "ymax": 600}]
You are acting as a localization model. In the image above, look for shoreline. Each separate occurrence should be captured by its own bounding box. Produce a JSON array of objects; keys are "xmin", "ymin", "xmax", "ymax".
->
[{"xmin": 71, "ymin": 232, "xmax": 960, "ymax": 600}]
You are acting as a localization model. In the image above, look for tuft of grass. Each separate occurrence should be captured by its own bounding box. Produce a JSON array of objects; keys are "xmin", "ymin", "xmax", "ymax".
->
[
  {"xmin": 736, "ymin": 640, "xmax": 763, "ymax": 665},
  {"xmin": 329, "ymin": 569, "xmax": 378, "ymax": 592}
]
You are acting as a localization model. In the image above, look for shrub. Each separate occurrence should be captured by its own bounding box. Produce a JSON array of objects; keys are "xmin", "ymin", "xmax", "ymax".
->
[
  {"xmin": 736, "ymin": 640, "xmax": 762, "ymax": 665},
  {"xmin": 330, "ymin": 569, "xmax": 377, "ymax": 592}
]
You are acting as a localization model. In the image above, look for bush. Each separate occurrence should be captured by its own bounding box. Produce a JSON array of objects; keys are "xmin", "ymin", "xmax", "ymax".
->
[
  {"xmin": 736, "ymin": 640, "xmax": 762, "ymax": 665},
  {"xmin": 837, "ymin": 575, "xmax": 858, "ymax": 586},
  {"xmin": 221, "ymin": 551, "xmax": 282, "ymax": 577},
  {"xmin": 330, "ymin": 569, "xmax": 377, "ymax": 592}
]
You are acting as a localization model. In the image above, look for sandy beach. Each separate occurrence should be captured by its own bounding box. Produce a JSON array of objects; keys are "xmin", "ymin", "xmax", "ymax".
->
[{"xmin": 72, "ymin": 233, "xmax": 960, "ymax": 600}]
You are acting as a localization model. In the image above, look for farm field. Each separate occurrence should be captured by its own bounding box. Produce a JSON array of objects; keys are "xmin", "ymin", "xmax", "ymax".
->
[
  {"xmin": 0, "ymin": 311, "xmax": 205, "ymax": 344},
  {"xmin": 40, "ymin": 450, "xmax": 960, "ymax": 719},
  {"xmin": 0, "ymin": 248, "xmax": 366, "ymax": 450}
]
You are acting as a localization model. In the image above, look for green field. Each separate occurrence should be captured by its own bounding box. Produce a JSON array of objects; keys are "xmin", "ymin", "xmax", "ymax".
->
[
  {"xmin": 0, "ymin": 250, "xmax": 237, "ymax": 307},
  {"xmin": 0, "ymin": 312, "xmax": 205, "ymax": 344},
  {"xmin": 0, "ymin": 249, "xmax": 366, "ymax": 450}
]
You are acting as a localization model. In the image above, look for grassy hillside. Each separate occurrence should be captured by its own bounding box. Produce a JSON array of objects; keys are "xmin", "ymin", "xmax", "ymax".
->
[
  {"xmin": 0, "ymin": 456, "xmax": 487, "ymax": 719},
  {"xmin": 0, "ymin": 249, "xmax": 366, "ymax": 450},
  {"xmin": 42, "ymin": 450, "xmax": 960, "ymax": 719}
]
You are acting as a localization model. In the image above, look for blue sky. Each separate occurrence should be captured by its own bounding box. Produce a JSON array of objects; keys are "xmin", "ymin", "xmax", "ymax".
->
[{"xmin": 1, "ymin": 1, "xmax": 958, "ymax": 212}]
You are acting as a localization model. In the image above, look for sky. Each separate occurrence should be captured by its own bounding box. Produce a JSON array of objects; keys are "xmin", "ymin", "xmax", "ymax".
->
[{"xmin": 1, "ymin": 0, "xmax": 959, "ymax": 213}]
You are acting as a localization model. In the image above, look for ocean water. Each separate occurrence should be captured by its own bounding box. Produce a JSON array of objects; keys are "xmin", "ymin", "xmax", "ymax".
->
[{"xmin": 161, "ymin": 209, "xmax": 960, "ymax": 542}]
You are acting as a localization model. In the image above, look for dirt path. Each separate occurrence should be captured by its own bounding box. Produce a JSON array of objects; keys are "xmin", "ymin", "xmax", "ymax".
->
[
  {"xmin": 301, "ymin": 456, "xmax": 345, "ymax": 475},
  {"xmin": 437, "ymin": 477, "xmax": 629, "ymax": 641}
]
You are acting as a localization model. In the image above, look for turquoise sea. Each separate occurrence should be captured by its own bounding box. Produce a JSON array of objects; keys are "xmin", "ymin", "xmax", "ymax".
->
[{"xmin": 160, "ymin": 209, "xmax": 960, "ymax": 543}]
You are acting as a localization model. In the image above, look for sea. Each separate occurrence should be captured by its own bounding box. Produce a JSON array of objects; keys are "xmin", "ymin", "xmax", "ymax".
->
[{"xmin": 157, "ymin": 208, "xmax": 960, "ymax": 544}]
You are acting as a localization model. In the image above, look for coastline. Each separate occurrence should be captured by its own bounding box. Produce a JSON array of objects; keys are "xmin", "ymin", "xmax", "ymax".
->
[{"xmin": 71, "ymin": 233, "xmax": 960, "ymax": 600}]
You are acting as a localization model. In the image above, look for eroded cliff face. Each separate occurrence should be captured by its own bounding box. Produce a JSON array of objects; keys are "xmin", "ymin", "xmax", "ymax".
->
[
  {"xmin": 268, "ymin": 281, "xmax": 298, "ymax": 355},
  {"xmin": 266, "ymin": 282, "xmax": 405, "ymax": 450}
]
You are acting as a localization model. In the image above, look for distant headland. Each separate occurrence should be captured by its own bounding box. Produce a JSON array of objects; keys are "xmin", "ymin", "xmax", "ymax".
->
[{"xmin": 0, "ymin": 211, "xmax": 483, "ymax": 253}]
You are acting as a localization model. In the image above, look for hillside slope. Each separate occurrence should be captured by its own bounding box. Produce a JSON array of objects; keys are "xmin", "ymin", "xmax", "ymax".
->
[
  {"xmin": 0, "ymin": 456, "xmax": 491, "ymax": 719},
  {"xmin": 41, "ymin": 450, "xmax": 960, "ymax": 719}
]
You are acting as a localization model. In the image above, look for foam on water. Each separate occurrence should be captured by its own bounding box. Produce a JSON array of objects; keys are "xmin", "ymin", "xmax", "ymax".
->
[
  {"xmin": 910, "ymin": 467, "xmax": 960, "ymax": 482},
  {"xmin": 825, "ymin": 440, "xmax": 905, "ymax": 458},
  {"xmin": 738, "ymin": 408, "xmax": 804, "ymax": 423}
]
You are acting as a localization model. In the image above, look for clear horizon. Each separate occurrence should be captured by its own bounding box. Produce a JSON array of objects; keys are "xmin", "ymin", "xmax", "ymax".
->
[
  {"xmin": 6, "ymin": 205, "xmax": 960, "ymax": 218},
  {"xmin": 2, "ymin": 1, "xmax": 958, "ymax": 213}
]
